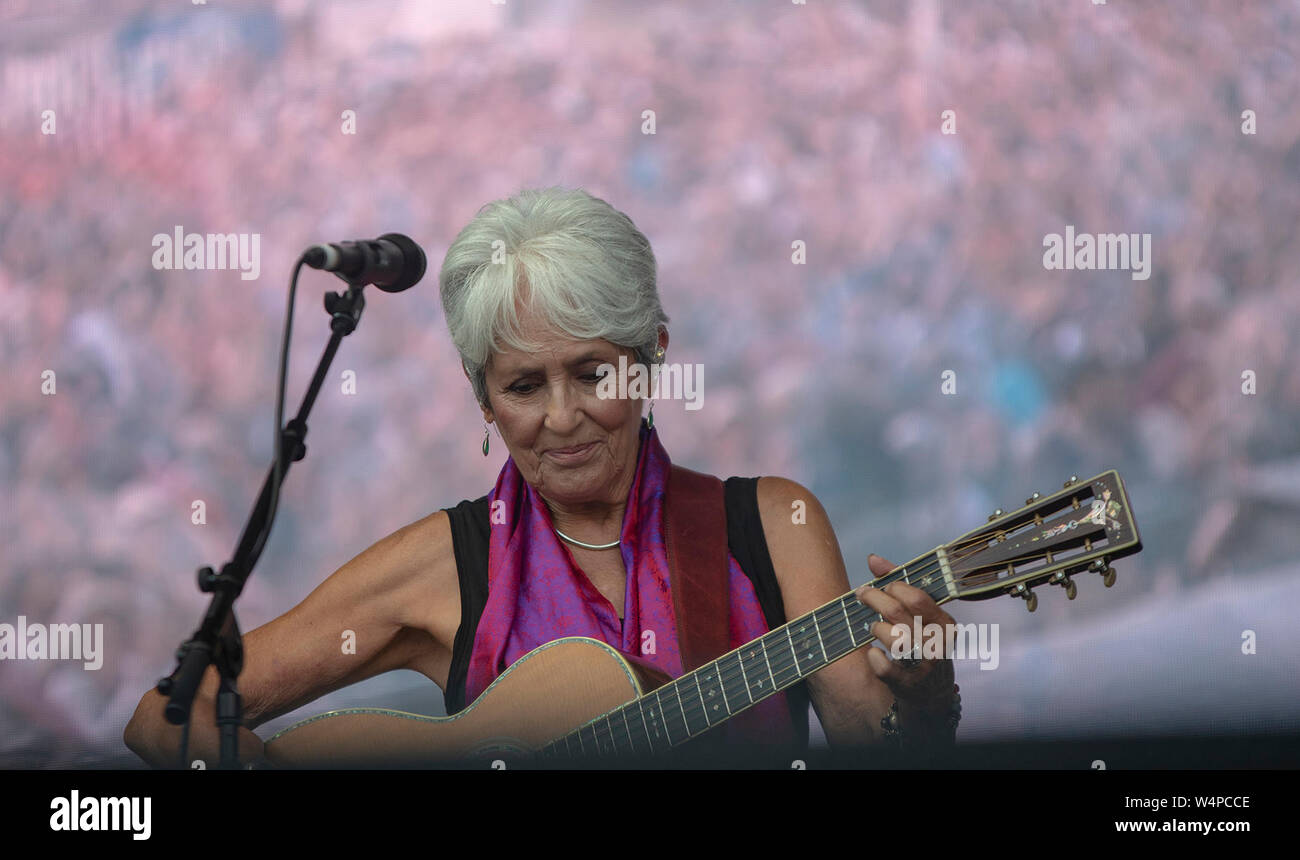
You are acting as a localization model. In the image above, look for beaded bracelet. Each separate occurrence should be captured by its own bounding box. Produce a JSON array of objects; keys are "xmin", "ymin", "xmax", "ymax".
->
[{"xmin": 879, "ymin": 684, "xmax": 961, "ymax": 746}]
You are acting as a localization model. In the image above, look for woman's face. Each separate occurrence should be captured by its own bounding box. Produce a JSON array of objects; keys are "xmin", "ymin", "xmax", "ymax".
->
[{"xmin": 481, "ymin": 310, "xmax": 656, "ymax": 509}]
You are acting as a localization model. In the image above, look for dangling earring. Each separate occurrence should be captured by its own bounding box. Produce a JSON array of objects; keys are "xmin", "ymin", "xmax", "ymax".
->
[
  {"xmin": 482, "ymin": 422, "xmax": 490, "ymax": 456},
  {"xmin": 647, "ymin": 348, "xmax": 665, "ymax": 431}
]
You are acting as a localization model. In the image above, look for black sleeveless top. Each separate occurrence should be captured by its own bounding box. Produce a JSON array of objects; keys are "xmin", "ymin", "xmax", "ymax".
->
[{"xmin": 441, "ymin": 475, "xmax": 811, "ymax": 752}]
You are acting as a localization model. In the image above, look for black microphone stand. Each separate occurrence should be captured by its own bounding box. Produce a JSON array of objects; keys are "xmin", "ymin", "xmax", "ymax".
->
[{"xmin": 156, "ymin": 274, "xmax": 368, "ymax": 769}]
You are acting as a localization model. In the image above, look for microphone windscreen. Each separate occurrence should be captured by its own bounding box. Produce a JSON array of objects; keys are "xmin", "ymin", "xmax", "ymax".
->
[{"xmin": 377, "ymin": 233, "xmax": 427, "ymax": 293}]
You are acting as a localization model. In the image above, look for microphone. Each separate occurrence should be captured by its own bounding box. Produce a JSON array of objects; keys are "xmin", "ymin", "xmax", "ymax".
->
[{"xmin": 302, "ymin": 233, "xmax": 427, "ymax": 293}]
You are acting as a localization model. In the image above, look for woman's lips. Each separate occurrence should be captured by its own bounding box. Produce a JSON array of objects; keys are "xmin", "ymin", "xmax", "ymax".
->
[{"xmin": 543, "ymin": 441, "xmax": 598, "ymax": 463}]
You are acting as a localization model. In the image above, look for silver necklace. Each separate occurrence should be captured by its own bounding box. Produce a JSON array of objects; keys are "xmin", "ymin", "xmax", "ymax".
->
[{"xmin": 553, "ymin": 527, "xmax": 620, "ymax": 550}]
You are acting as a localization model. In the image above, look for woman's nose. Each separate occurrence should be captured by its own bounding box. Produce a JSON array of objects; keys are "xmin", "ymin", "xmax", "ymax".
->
[{"xmin": 543, "ymin": 382, "xmax": 582, "ymax": 433}]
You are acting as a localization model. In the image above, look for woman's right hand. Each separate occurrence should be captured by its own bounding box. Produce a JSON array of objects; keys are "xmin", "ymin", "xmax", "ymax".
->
[{"xmin": 125, "ymin": 681, "xmax": 269, "ymax": 769}]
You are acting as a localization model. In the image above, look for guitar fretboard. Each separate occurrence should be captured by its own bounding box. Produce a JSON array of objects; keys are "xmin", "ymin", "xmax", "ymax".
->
[{"xmin": 537, "ymin": 549, "xmax": 954, "ymax": 759}]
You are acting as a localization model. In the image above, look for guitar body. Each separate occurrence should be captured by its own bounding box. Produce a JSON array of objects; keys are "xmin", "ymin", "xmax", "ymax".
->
[{"xmin": 264, "ymin": 637, "xmax": 672, "ymax": 767}]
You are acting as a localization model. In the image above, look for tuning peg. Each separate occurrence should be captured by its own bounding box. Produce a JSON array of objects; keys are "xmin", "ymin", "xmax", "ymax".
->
[
  {"xmin": 987, "ymin": 508, "xmax": 1004, "ymax": 522},
  {"xmin": 1025, "ymin": 492, "xmax": 1041, "ymax": 505},
  {"xmin": 1063, "ymin": 475, "xmax": 1079, "ymax": 488},
  {"xmin": 1048, "ymin": 571, "xmax": 1077, "ymax": 600},
  {"xmin": 1087, "ymin": 558, "xmax": 1117, "ymax": 587},
  {"xmin": 1010, "ymin": 583, "xmax": 1038, "ymax": 612}
]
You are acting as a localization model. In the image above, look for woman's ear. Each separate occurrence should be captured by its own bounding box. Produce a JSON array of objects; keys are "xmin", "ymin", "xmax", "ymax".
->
[{"xmin": 466, "ymin": 361, "xmax": 493, "ymax": 421}]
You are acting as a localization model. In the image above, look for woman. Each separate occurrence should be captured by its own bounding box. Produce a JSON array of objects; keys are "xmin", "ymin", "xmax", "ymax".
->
[{"xmin": 124, "ymin": 187, "xmax": 960, "ymax": 767}]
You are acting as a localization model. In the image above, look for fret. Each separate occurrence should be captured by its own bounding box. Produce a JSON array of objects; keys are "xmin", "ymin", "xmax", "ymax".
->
[
  {"xmin": 578, "ymin": 723, "xmax": 595, "ymax": 756},
  {"xmin": 606, "ymin": 713, "xmax": 626, "ymax": 755},
  {"xmin": 736, "ymin": 646, "xmax": 756, "ymax": 703},
  {"xmin": 661, "ymin": 682, "xmax": 689, "ymax": 744},
  {"xmin": 784, "ymin": 627, "xmax": 801, "ymax": 679},
  {"xmin": 659, "ymin": 688, "xmax": 681, "ymax": 747},
  {"xmin": 639, "ymin": 701, "xmax": 660, "ymax": 753},
  {"xmin": 679, "ymin": 676, "xmax": 709, "ymax": 736},
  {"xmin": 634, "ymin": 698, "xmax": 656, "ymax": 754},
  {"xmin": 717, "ymin": 652, "xmax": 742, "ymax": 712},
  {"xmin": 792, "ymin": 619, "xmax": 821, "ymax": 675},
  {"xmin": 566, "ymin": 732, "xmax": 576, "ymax": 757},
  {"xmin": 762, "ymin": 637, "xmax": 778, "ymax": 691},
  {"xmin": 831, "ymin": 602, "xmax": 859, "ymax": 660},
  {"xmin": 614, "ymin": 714, "xmax": 629, "ymax": 754},
  {"xmin": 842, "ymin": 597, "xmax": 857, "ymax": 648},
  {"xmin": 622, "ymin": 709, "xmax": 639, "ymax": 756},
  {"xmin": 693, "ymin": 672, "xmax": 713, "ymax": 728},
  {"xmin": 811, "ymin": 612, "xmax": 828, "ymax": 663},
  {"xmin": 640, "ymin": 694, "xmax": 666, "ymax": 751},
  {"xmin": 738, "ymin": 643, "xmax": 769, "ymax": 699},
  {"xmin": 600, "ymin": 716, "xmax": 617, "ymax": 755},
  {"xmin": 813, "ymin": 604, "xmax": 843, "ymax": 662},
  {"xmin": 858, "ymin": 604, "xmax": 879, "ymax": 644},
  {"xmin": 769, "ymin": 628, "xmax": 801, "ymax": 688}
]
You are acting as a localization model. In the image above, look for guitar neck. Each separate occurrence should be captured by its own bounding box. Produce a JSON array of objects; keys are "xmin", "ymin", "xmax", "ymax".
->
[{"xmin": 538, "ymin": 548, "xmax": 954, "ymax": 758}]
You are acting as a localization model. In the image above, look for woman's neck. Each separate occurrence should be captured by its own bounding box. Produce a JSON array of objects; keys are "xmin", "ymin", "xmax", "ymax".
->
[{"xmin": 543, "ymin": 496, "xmax": 628, "ymax": 546}]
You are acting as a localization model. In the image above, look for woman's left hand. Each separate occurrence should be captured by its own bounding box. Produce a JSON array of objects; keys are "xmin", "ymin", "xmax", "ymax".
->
[{"xmin": 855, "ymin": 553, "xmax": 957, "ymax": 717}]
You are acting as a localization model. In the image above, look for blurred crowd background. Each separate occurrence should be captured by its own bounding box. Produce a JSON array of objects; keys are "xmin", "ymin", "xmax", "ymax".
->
[{"xmin": 1, "ymin": 0, "xmax": 1298, "ymax": 766}]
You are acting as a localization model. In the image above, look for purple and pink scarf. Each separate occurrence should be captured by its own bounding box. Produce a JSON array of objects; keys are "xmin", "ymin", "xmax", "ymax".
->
[{"xmin": 464, "ymin": 420, "xmax": 795, "ymax": 748}]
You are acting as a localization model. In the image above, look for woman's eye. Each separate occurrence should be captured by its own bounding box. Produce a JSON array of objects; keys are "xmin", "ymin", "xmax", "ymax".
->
[{"xmin": 509, "ymin": 383, "xmax": 537, "ymax": 394}]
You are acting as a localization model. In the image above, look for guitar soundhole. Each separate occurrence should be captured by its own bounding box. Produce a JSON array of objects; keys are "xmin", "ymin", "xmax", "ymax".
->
[{"xmin": 469, "ymin": 737, "xmax": 531, "ymax": 766}]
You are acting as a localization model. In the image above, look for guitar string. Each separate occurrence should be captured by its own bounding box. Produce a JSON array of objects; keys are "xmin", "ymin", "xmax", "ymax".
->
[
  {"xmin": 556, "ymin": 548, "xmax": 978, "ymax": 755},
  {"xmin": 554, "ymin": 561, "xmax": 951, "ymax": 755},
  {"xmin": 553, "ymin": 593, "xmax": 910, "ymax": 757},
  {"xmin": 562, "ymin": 533, "xmax": 1055, "ymax": 755},
  {"xmin": 661, "ymin": 531, "xmax": 1093, "ymax": 729},
  {"xmin": 551, "ymin": 496, "xmax": 1118, "ymax": 756},
  {"xmin": 640, "ymin": 536, "xmax": 1102, "ymax": 757},
  {"xmin": 558, "ymin": 531, "xmax": 1089, "ymax": 757}
]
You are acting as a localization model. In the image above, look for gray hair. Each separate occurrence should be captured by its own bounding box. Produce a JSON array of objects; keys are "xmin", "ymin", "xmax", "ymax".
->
[{"xmin": 439, "ymin": 186, "xmax": 669, "ymax": 408}]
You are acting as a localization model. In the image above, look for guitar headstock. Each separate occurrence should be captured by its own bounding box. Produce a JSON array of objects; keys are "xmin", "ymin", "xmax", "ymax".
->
[{"xmin": 944, "ymin": 471, "xmax": 1142, "ymax": 611}]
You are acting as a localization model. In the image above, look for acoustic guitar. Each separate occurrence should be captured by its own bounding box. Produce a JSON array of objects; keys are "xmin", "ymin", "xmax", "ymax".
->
[{"xmin": 264, "ymin": 470, "xmax": 1142, "ymax": 767}]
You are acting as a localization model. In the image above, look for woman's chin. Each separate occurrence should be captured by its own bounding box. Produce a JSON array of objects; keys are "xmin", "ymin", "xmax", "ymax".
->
[{"xmin": 535, "ymin": 462, "xmax": 615, "ymax": 503}]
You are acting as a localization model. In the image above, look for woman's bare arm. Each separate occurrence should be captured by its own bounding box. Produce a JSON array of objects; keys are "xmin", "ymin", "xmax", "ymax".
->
[
  {"xmin": 757, "ymin": 477, "xmax": 959, "ymax": 752},
  {"xmin": 123, "ymin": 509, "xmax": 462, "ymax": 768}
]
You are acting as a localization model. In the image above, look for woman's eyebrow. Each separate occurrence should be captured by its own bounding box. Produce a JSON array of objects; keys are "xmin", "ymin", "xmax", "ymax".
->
[
  {"xmin": 568, "ymin": 351, "xmax": 612, "ymax": 368},
  {"xmin": 502, "ymin": 351, "xmax": 613, "ymax": 376}
]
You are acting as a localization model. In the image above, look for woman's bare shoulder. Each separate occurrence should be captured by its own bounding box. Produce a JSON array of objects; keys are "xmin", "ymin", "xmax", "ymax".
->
[
  {"xmin": 753, "ymin": 476, "xmax": 834, "ymax": 535},
  {"xmin": 752, "ymin": 476, "xmax": 851, "ymax": 609}
]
